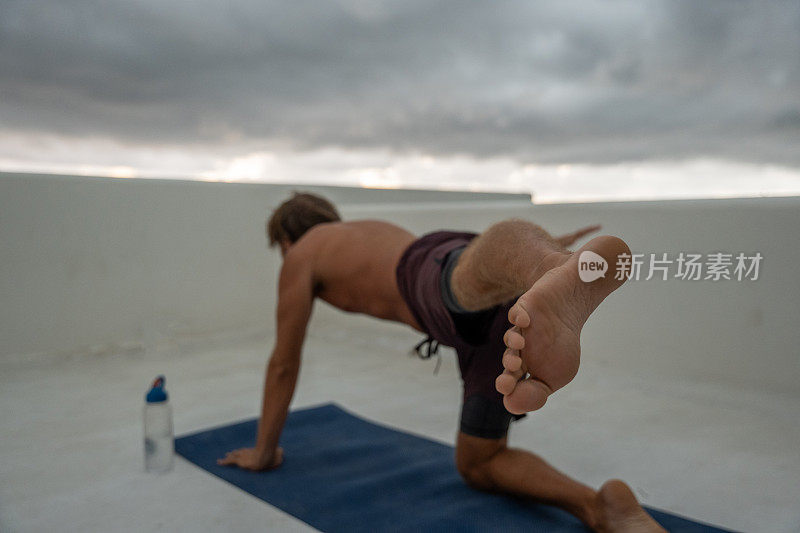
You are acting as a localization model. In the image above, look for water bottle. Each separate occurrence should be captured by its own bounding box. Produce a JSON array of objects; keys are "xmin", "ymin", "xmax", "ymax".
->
[{"xmin": 144, "ymin": 375, "xmax": 174, "ymax": 473}]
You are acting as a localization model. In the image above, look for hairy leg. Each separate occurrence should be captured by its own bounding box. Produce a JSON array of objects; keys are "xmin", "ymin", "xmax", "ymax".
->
[
  {"xmin": 451, "ymin": 219, "xmax": 566, "ymax": 311},
  {"xmin": 450, "ymin": 218, "xmax": 631, "ymax": 413},
  {"xmin": 456, "ymin": 432, "xmax": 665, "ymax": 532}
]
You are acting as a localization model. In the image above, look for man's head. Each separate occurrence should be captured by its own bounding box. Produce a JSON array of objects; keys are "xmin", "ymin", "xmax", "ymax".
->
[{"xmin": 266, "ymin": 192, "xmax": 341, "ymax": 254}]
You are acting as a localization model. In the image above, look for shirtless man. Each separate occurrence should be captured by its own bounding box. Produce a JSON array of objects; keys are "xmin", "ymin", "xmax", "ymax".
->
[{"xmin": 218, "ymin": 192, "xmax": 665, "ymax": 532}]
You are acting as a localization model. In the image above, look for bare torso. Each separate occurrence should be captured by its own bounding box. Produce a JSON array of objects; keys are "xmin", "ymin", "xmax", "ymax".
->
[{"xmin": 286, "ymin": 220, "xmax": 422, "ymax": 331}]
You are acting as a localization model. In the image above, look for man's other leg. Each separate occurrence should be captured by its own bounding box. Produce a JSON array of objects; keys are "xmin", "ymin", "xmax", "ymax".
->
[{"xmin": 455, "ymin": 432, "xmax": 666, "ymax": 532}]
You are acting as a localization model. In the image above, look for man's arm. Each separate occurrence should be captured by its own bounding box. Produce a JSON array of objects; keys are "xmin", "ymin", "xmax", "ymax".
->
[{"xmin": 218, "ymin": 250, "xmax": 314, "ymax": 470}]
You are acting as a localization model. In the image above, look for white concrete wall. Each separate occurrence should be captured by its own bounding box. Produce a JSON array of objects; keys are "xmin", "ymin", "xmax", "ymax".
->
[
  {"xmin": 1, "ymin": 172, "xmax": 798, "ymax": 396},
  {"xmin": 0, "ymin": 173, "xmax": 528, "ymax": 359},
  {"xmin": 335, "ymin": 198, "xmax": 800, "ymax": 396}
]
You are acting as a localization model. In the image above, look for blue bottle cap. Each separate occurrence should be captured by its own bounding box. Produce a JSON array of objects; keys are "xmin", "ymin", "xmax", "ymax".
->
[{"xmin": 146, "ymin": 375, "xmax": 169, "ymax": 403}]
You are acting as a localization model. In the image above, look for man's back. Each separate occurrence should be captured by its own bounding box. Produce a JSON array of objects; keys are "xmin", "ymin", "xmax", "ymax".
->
[{"xmin": 285, "ymin": 219, "xmax": 420, "ymax": 329}]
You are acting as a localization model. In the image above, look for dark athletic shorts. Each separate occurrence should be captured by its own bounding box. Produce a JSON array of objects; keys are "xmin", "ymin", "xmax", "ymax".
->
[{"xmin": 396, "ymin": 231, "xmax": 524, "ymax": 439}]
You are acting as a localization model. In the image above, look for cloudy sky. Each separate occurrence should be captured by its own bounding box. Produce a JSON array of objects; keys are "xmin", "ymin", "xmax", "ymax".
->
[{"xmin": 1, "ymin": 1, "xmax": 799, "ymax": 201}]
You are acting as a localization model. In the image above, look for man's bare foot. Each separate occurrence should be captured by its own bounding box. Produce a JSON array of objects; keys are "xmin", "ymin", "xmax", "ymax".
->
[
  {"xmin": 594, "ymin": 480, "xmax": 666, "ymax": 533},
  {"xmin": 495, "ymin": 235, "xmax": 630, "ymax": 414}
]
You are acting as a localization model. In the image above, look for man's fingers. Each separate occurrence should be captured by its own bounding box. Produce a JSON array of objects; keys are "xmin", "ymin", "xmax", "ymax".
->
[
  {"xmin": 217, "ymin": 450, "xmax": 240, "ymax": 466},
  {"xmin": 272, "ymin": 447, "xmax": 284, "ymax": 468}
]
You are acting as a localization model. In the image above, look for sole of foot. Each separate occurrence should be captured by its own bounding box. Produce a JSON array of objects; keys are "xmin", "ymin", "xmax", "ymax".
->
[{"xmin": 496, "ymin": 235, "xmax": 631, "ymax": 414}]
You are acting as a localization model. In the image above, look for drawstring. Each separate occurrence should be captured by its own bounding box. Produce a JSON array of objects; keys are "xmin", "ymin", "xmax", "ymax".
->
[{"xmin": 411, "ymin": 336, "xmax": 442, "ymax": 375}]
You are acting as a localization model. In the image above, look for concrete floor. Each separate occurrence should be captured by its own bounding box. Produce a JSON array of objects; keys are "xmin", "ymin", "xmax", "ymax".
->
[{"xmin": 2, "ymin": 310, "xmax": 799, "ymax": 533}]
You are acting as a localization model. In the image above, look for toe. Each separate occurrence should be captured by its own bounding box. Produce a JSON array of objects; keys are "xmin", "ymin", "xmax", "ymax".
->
[
  {"xmin": 508, "ymin": 301, "xmax": 531, "ymax": 328},
  {"xmin": 503, "ymin": 327, "xmax": 525, "ymax": 350},
  {"xmin": 502, "ymin": 378, "xmax": 551, "ymax": 414},
  {"xmin": 502, "ymin": 349, "xmax": 523, "ymax": 372},
  {"xmin": 495, "ymin": 368, "xmax": 524, "ymax": 395}
]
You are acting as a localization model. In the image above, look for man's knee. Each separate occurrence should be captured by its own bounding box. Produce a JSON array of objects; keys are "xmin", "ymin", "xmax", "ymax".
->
[
  {"xmin": 455, "ymin": 432, "xmax": 506, "ymax": 491},
  {"xmin": 456, "ymin": 459, "xmax": 496, "ymax": 491}
]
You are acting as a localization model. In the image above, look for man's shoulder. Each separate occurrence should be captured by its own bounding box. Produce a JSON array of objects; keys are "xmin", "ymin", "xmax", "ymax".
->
[
  {"xmin": 300, "ymin": 219, "xmax": 407, "ymax": 244},
  {"xmin": 281, "ymin": 223, "xmax": 344, "ymax": 267},
  {"xmin": 292, "ymin": 222, "xmax": 347, "ymax": 252},
  {"xmin": 288, "ymin": 219, "xmax": 414, "ymax": 265}
]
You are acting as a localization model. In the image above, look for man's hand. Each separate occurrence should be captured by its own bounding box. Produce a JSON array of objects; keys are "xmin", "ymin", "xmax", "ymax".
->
[
  {"xmin": 217, "ymin": 447, "xmax": 284, "ymax": 471},
  {"xmin": 554, "ymin": 224, "xmax": 602, "ymax": 248}
]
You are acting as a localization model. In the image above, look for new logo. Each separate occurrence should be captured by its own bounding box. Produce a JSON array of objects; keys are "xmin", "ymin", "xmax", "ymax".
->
[{"xmin": 578, "ymin": 251, "xmax": 607, "ymax": 282}]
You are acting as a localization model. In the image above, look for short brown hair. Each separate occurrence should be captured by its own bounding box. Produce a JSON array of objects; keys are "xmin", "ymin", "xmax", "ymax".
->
[{"xmin": 266, "ymin": 192, "xmax": 341, "ymax": 247}]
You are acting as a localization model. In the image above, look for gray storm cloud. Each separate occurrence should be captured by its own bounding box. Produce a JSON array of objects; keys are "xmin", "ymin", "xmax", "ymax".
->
[{"xmin": 1, "ymin": 0, "xmax": 798, "ymax": 165}]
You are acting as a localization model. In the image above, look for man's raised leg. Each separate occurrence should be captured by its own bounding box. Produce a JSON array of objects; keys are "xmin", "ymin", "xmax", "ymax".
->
[{"xmin": 450, "ymin": 219, "xmax": 631, "ymax": 414}]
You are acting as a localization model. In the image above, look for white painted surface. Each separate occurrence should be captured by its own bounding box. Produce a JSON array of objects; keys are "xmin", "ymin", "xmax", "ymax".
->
[
  {"xmin": 1, "ymin": 173, "xmax": 799, "ymax": 532},
  {"xmin": 336, "ymin": 197, "xmax": 800, "ymax": 396},
  {"xmin": 0, "ymin": 173, "xmax": 528, "ymax": 359},
  {"xmin": 1, "ymin": 318, "xmax": 798, "ymax": 532}
]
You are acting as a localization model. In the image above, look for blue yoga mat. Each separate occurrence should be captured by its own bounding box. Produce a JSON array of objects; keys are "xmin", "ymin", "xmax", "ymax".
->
[{"xmin": 175, "ymin": 403, "xmax": 732, "ymax": 532}]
